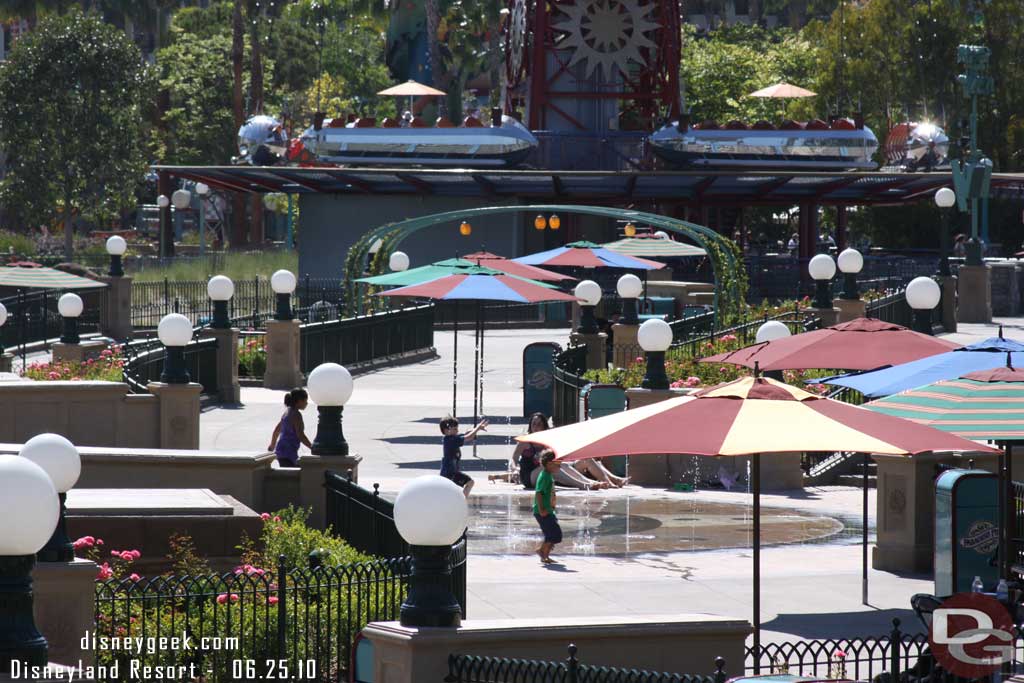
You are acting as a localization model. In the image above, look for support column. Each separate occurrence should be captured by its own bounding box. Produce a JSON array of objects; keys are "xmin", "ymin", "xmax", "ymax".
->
[
  {"xmin": 0, "ymin": 353, "xmax": 14, "ymax": 373},
  {"xmin": 836, "ymin": 206, "xmax": 848, "ymax": 251},
  {"xmin": 32, "ymin": 558, "xmax": 98, "ymax": 667},
  {"xmin": 298, "ymin": 453, "xmax": 363, "ymax": 529},
  {"xmin": 148, "ymin": 381, "xmax": 202, "ymax": 449},
  {"xmin": 610, "ymin": 323, "xmax": 639, "ymax": 368},
  {"xmin": 957, "ymin": 265, "xmax": 992, "ymax": 323},
  {"xmin": 805, "ymin": 306, "xmax": 840, "ymax": 328},
  {"xmin": 207, "ymin": 327, "xmax": 241, "ymax": 404},
  {"xmin": 939, "ymin": 275, "xmax": 958, "ymax": 333},
  {"xmin": 263, "ymin": 319, "xmax": 303, "ymax": 389},
  {"xmin": 832, "ymin": 298, "xmax": 866, "ymax": 323},
  {"xmin": 52, "ymin": 340, "xmax": 108, "ymax": 365},
  {"xmin": 569, "ymin": 332, "xmax": 607, "ymax": 371},
  {"xmin": 101, "ymin": 275, "xmax": 133, "ymax": 340}
]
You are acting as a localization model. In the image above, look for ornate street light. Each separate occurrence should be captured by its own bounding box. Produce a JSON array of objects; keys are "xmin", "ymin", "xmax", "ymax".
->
[
  {"xmin": 0, "ymin": 454, "xmax": 60, "ymax": 673},
  {"xmin": 105, "ymin": 235, "xmax": 127, "ymax": 278},
  {"xmin": 638, "ymin": 318, "xmax": 672, "ymax": 390},
  {"xmin": 616, "ymin": 274, "xmax": 642, "ymax": 325},
  {"xmin": 808, "ymin": 254, "xmax": 836, "ymax": 309},
  {"xmin": 157, "ymin": 194, "xmax": 170, "ymax": 259},
  {"xmin": 307, "ymin": 363, "xmax": 354, "ymax": 456},
  {"xmin": 837, "ymin": 248, "xmax": 864, "ymax": 300},
  {"xmin": 195, "ymin": 183, "xmax": 210, "ymax": 256},
  {"xmin": 271, "ymin": 270, "xmax": 297, "ymax": 321},
  {"xmin": 158, "ymin": 313, "xmax": 193, "ymax": 384},
  {"xmin": 57, "ymin": 293, "xmax": 83, "ymax": 345},
  {"xmin": 394, "ymin": 475, "xmax": 468, "ymax": 628},
  {"xmin": 906, "ymin": 277, "xmax": 941, "ymax": 336},
  {"xmin": 0, "ymin": 302, "xmax": 7, "ymax": 356},
  {"xmin": 389, "ymin": 251, "xmax": 410, "ymax": 272},
  {"xmin": 19, "ymin": 434, "xmax": 80, "ymax": 563},
  {"xmin": 207, "ymin": 275, "xmax": 234, "ymax": 329},
  {"xmin": 574, "ymin": 280, "xmax": 602, "ymax": 334},
  {"xmin": 935, "ymin": 187, "xmax": 956, "ymax": 277},
  {"xmin": 171, "ymin": 189, "xmax": 192, "ymax": 211}
]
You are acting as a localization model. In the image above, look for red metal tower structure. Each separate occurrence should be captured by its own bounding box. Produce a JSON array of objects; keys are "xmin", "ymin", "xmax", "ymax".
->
[{"xmin": 504, "ymin": 0, "xmax": 681, "ymax": 133}]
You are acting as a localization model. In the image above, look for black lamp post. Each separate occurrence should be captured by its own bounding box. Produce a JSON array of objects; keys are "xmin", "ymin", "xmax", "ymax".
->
[
  {"xmin": 158, "ymin": 313, "xmax": 193, "ymax": 384},
  {"xmin": 106, "ymin": 236, "xmax": 127, "ymax": 278},
  {"xmin": 20, "ymin": 434, "xmax": 80, "ymax": 564},
  {"xmin": 617, "ymin": 274, "xmax": 642, "ymax": 325},
  {"xmin": 308, "ymin": 363, "xmax": 353, "ymax": 456},
  {"xmin": 575, "ymin": 281, "xmax": 601, "ymax": 334},
  {"xmin": 638, "ymin": 319, "xmax": 672, "ymax": 390},
  {"xmin": 271, "ymin": 270, "xmax": 297, "ymax": 321},
  {"xmin": 906, "ymin": 277, "xmax": 941, "ymax": 336},
  {"xmin": 57, "ymin": 293, "xmax": 82, "ymax": 345},
  {"xmin": 207, "ymin": 275, "xmax": 234, "ymax": 329},
  {"xmin": 394, "ymin": 476, "xmax": 467, "ymax": 628},
  {"xmin": 934, "ymin": 188, "xmax": 956, "ymax": 277},
  {"xmin": 808, "ymin": 254, "xmax": 836, "ymax": 309},
  {"xmin": 837, "ymin": 248, "xmax": 863, "ymax": 300}
]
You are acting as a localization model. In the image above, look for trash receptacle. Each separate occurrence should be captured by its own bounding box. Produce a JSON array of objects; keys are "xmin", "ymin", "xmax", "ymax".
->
[{"xmin": 935, "ymin": 468, "xmax": 998, "ymax": 596}]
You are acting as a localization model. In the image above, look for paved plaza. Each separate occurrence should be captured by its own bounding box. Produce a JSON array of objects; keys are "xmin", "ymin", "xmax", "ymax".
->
[{"xmin": 198, "ymin": 319, "xmax": 1023, "ymax": 643}]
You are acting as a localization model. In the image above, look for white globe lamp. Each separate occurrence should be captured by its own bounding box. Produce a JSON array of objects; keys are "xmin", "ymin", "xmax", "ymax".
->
[
  {"xmin": 19, "ymin": 434, "xmax": 81, "ymax": 562},
  {"xmin": 105, "ymin": 235, "xmax": 127, "ymax": 278},
  {"xmin": 171, "ymin": 189, "xmax": 192, "ymax": 211},
  {"xmin": 0, "ymin": 302, "xmax": 7, "ymax": 357},
  {"xmin": 616, "ymin": 274, "xmax": 643, "ymax": 324},
  {"xmin": 389, "ymin": 251, "xmax": 410, "ymax": 272},
  {"xmin": 271, "ymin": 269, "xmax": 297, "ymax": 321},
  {"xmin": 57, "ymin": 293, "xmax": 83, "ymax": 345},
  {"xmin": 0, "ymin": 454, "xmax": 60, "ymax": 669},
  {"xmin": 158, "ymin": 313, "xmax": 193, "ymax": 384},
  {"xmin": 394, "ymin": 475, "xmax": 467, "ymax": 627},
  {"xmin": 756, "ymin": 320, "xmax": 791, "ymax": 344},
  {"xmin": 837, "ymin": 248, "xmax": 863, "ymax": 300},
  {"xmin": 638, "ymin": 318, "xmax": 672, "ymax": 390},
  {"xmin": 207, "ymin": 275, "xmax": 234, "ymax": 328},
  {"xmin": 935, "ymin": 188, "xmax": 956, "ymax": 276},
  {"xmin": 935, "ymin": 187, "xmax": 956, "ymax": 208},
  {"xmin": 574, "ymin": 280, "xmax": 602, "ymax": 333},
  {"xmin": 808, "ymin": 254, "xmax": 836, "ymax": 309},
  {"xmin": 906, "ymin": 276, "xmax": 941, "ymax": 335},
  {"xmin": 307, "ymin": 363, "xmax": 354, "ymax": 456}
]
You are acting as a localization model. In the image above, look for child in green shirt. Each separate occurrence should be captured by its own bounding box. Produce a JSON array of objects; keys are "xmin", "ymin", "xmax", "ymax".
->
[{"xmin": 533, "ymin": 450, "xmax": 563, "ymax": 564}]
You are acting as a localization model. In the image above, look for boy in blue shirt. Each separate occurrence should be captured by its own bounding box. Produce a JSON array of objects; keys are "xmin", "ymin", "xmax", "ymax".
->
[{"xmin": 439, "ymin": 415, "xmax": 488, "ymax": 497}]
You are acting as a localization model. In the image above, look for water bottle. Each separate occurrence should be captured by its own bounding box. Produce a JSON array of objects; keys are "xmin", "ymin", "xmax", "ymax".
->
[
  {"xmin": 997, "ymin": 578, "xmax": 1009, "ymax": 602},
  {"xmin": 972, "ymin": 576, "xmax": 984, "ymax": 593}
]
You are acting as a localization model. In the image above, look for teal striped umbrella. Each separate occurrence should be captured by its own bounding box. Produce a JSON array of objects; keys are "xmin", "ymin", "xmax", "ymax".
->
[
  {"xmin": 0, "ymin": 266, "xmax": 107, "ymax": 290},
  {"xmin": 603, "ymin": 235, "xmax": 706, "ymax": 258},
  {"xmin": 866, "ymin": 364, "xmax": 1024, "ymax": 442}
]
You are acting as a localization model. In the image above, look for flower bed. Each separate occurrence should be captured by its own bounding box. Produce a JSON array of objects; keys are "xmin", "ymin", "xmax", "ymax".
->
[
  {"xmin": 238, "ymin": 335, "xmax": 267, "ymax": 378},
  {"xmin": 22, "ymin": 345, "xmax": 125, "ymax": 382}
]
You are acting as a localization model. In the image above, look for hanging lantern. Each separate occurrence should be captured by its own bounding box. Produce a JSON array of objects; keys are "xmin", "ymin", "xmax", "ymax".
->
[
  {"xmin": 624, "ymin": 222, "xmax": 637, "ymax": 237},
  {"xmin": 549, "ymin": 214, "xmax": 561, "ymax": 230},
  {"xmin": 534, "ymin": 215, "xmax": 547, "ymax": 230},
  {"xmin": 459, "ymin": 221, "xmax": 472, "ymax": 236}
]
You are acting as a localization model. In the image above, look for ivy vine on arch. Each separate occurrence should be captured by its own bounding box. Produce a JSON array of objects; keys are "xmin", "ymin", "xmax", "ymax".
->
[{"xmin": 345, "ymin": 205, "xmax": 748, "ymax": 326}]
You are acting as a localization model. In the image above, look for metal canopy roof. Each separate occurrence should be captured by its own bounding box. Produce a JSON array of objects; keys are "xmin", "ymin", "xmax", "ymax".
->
[{"xmin": 156, "ymin": 166, "xmax": 1024, "ymax": 206}]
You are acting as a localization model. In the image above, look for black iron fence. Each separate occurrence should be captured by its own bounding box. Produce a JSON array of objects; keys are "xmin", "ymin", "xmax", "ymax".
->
[
  {"xmin": 552, "ymin": 344, "xmax": 589, "ymax": 426},
  {"xmin": 324, "ymin": 470, "xmax": 467, "ymax": 618},
  {"xmin": 744, "ymin": 619, "xmax": 1023, "ymax": 682},
  {"xmin": 745, "ymin": 254, "xmax": 939, "ymax": 303},
  {"xmin": 865, "ymin": 290, "xmax": 916, "ymax": 328},
  {"xmin": 299, "ymin": 305, "xmax": 434, "ymax": 375},
  {"xmin": 0, "ymin": 288, "xmax": 101, "ymax": 355},
  {"xmin": 446, "ymin": 646, "xmax": 727, "ymax": 683},
  {"xmin": 131, "ymin": 277, "xmax": 346, "ymax": 329},
  {"xmin": 94, "ymin": 553, "xmax": 410, "ymax": 683},
  {"xmin": 121, "ymin": 334, "xmax": 220, "ymax": 396}
]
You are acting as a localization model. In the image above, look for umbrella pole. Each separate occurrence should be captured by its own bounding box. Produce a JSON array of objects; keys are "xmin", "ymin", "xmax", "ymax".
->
[
  {"xmin": 452, "ymin": 302, "xmax": 459, "ymax": 418},
  {"xmin": 472, "ymin": 302, "xmax": 481, "ymax": 458},
  {"xmin": 863, "ymin": 452, "xmax": 869, "ymax": 606},
  {"xmin": 1007, "ymin": 443, "xmax": 1014, "ymax": 580},
  {"xmin": 753, "ymin": 452, "xmax": 761, "ymax": 673},
  {"xmin": 999, "ymin": 442, "xmax": 1007, "ymax": 580}
]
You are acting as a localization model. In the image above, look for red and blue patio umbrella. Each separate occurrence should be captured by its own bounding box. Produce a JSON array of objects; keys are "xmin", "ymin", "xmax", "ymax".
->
[{"xmin": 512, "ymin": 240, "xmax": 665, "ymax": 270}]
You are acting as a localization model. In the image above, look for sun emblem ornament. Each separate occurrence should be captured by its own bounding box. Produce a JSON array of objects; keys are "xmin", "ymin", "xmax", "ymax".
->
[{"xmin": 554, "ymin": 0, "xmax": 660, "ymax": 80}]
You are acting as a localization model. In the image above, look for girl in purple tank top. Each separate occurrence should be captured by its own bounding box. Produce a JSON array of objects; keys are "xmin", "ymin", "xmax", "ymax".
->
[{"xmin": 269, "ymin": 388, "xmax": 312, "ymax": 467}]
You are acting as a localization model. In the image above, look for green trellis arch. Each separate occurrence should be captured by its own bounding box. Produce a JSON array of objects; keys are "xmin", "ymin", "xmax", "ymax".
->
[{"xmin": 344, "ymin": 205, "xmax": 747, "ymax": 327}]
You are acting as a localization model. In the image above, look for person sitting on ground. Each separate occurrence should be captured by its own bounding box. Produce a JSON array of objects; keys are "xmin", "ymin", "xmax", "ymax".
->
[
  {"xmin": 440, "ymin": 415, "xmax": 488, "ymax": 497},
  {"xmin": 268, "ymin": 388, "xmax": 312, "ymax": 468},
  {"xmin": 490, "ymin": 411, "xmax": 547, "ymax": 487}
]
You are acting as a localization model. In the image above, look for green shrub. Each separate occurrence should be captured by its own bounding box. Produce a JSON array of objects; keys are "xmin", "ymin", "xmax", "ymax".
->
[{"xmin": 0, "ymin": 230, "xmax": 37, "ymax": 258}]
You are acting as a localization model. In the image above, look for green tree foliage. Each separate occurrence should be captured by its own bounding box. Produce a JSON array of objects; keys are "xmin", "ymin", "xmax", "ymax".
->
[
  {"xmin": 0, "ymin": 10, "xmax": 149, "ymax": 257},
  {"xmin": 680, "ymin": 25, "xmax": 817, "ymax": 124}
]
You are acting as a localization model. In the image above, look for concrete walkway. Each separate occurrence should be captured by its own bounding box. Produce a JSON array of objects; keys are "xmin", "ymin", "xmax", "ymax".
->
[{"xmin": 199, "ymin": 317, "xmax": 1024, "ymax": 644}]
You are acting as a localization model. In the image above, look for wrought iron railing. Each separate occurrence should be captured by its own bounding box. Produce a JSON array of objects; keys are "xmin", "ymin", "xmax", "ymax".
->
[
  {"xmin": 552, "ymin": 345, "xmax": 589, "ymax": 427},
  {"xmin": 446, "ymin": 645, "xmax": 727, "ymax": 683},
  {"xmin": 324, "ymin": 470, "xmax": 467, "ymax": 618},
  {"xmin": 0, "ymin": 288, "xmax": 101, "ymax": 356},
  {"xmin": 94, "ymin": 553, "xmax": 410, "ymax": 683},
  {"xmin": 299, "ymin": 305, "xmax": 434, "ymax": 375}
]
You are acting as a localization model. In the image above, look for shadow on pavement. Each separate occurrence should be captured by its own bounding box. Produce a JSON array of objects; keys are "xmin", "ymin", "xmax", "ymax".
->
[{"xmin": 762, "ymin": 608, "xmax": 925, "ymax": 639}]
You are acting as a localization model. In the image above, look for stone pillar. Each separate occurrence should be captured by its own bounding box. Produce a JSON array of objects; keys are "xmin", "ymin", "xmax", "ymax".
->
[
  {"xmin": 148, "ymin": 382, "xmax": 203, "ymax": 449},
  {"xmin": 611, "ymin": 323, "xmax": 639, "ymax": 368},
  {"xmin": 299, "ymin": 453, "xmax": 362, "ymax": 529},
  {"xmin": 0, "ymin": 353, "xmax": 12, "ymax": 373},
  {"xmin": 957, "ymin": 265, "xmax": 992, "ymax": 323},
  {"xmin": 833, "ymin": 298, "xmax": 866, "ymax": 324},
  {"xmin": 100, "ymin": 275, "xmax": 133, "ymax": 340},
  {"xmin": 625, "ymin": 388, "xmax": 697, "ymax": 486},
  {"xmin": 33, "ymin": 558, "xmax": 98, "ymax": 667},
  {"xmin": 873, "ymin": 451, "xmax": 996, "ymax": 572},
  {"xmin": 51, "ymin": 340, "xmax": 108, "ymax": 365},
  {"xmin": 362, "ymin": 614, "xmax": 750, "ymax": 683},
  {"xmin": 263, "ymin": 319, "xmax": 303, "ymax": 390},
  {"xmin": 570, "ymin": 332, "xmax": 607, "ymax": 371},
  {"xmin": 207, "ymin": 327, "xmax": 241, "ymax": 404},
  {"xmin": 939, "ymin": 275, "xmax": 958, "ymax": 333},
  {"xmin": 805, "ymin": 306, "xmax": 840, "ymax": 328}
]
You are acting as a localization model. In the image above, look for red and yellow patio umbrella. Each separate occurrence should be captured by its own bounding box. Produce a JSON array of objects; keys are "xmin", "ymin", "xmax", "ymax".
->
[{"xmin": 518, "ymin": 375, "xmax": 995, "ymax": 655}]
